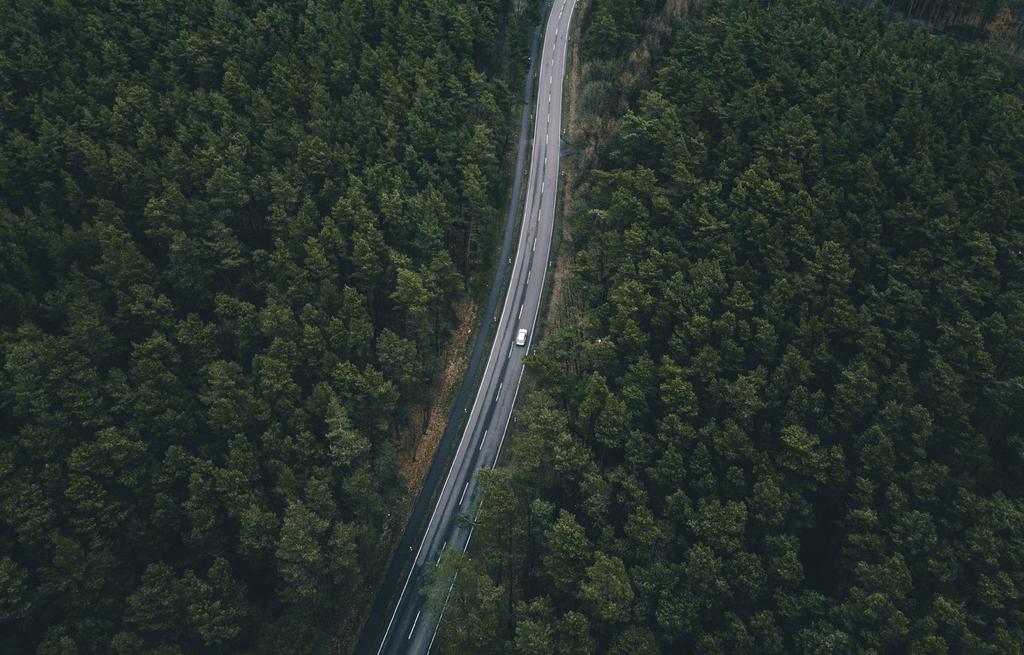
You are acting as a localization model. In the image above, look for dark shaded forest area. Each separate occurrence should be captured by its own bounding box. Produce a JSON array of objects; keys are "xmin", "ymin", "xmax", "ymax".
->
[
  {"xmin": 887, "ymin": 0, "xmax": 1024, "ymax": 45},
  {"xmin": 437, "ymin": 0, "xmax": 1024, "ymax": 653},
  {"xmin": 0, "ymin": 0, "xmax": 528, "ymax": 652}
]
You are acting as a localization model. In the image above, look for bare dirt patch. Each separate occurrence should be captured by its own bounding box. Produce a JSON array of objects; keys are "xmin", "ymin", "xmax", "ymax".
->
[
  {"xmin": 546, "ymin": 0, "xmax": 690, "ymax": 331},
  {"xmin": 332, "ymin": 296, "xmax": 477, "ymax": 654},
  {"xmin": 397, "ymin": 298, "xmax": 477, "ymax": 501}
]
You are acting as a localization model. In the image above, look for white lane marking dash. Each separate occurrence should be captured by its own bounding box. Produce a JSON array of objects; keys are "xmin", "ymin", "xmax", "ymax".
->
[
  {"xmin": 518, "ymin": 304, "xmax": 524, "ymax": 319},
  {"xmin": 532, "ymin": 237, "xmax": 536, "ymax": 252},
  {"xmin": 458, "ymin": 481, "xmax": 469, "ymax": 506},
  {"xmin": 408, "ymin": 611, "xmax": 421, "ymax": 639},
  {"xmin": 400, "ymin": 0, "xmax": 582, "ymax": 632}
]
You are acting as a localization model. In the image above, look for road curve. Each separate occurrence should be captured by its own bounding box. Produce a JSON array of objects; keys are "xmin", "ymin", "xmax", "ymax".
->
[{"xmin": 366, "ymin": 1, "xmax": 576, "ymax": 652}]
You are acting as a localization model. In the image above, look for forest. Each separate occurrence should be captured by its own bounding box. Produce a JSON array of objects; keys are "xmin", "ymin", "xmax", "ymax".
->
[
  {"xmin": 0, "ymin": 0, "xmax": 529, "ymax": 652},
  {"xmin": 434, "ymin": 0, "xmax": 1024, "ymax": 653}
]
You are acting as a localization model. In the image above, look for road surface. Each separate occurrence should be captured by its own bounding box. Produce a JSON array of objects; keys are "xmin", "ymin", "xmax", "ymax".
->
[{"xmin": 363, "ymin": 0, "xmax": 576, "ymax": 652}]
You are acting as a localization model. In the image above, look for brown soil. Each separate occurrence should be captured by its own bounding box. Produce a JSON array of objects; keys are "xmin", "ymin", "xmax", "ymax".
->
[
  {"xmin": 546, "ymin": 0, "xmax": 691, "ymax": 331},
  {"xmin": 397, "ymin": 298, "xmax": 477, "ymax": 500},
  {"xmin": 543, "ymin": 0, "xmax": 587, "ymax": 329},
  {"xmin": 333, "ymin": 297, "xmax": 477, "ymax": 654}
]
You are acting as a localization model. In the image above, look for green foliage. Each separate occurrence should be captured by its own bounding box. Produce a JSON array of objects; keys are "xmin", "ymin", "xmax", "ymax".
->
[
  {"xmin": 0, "ymin": 0, "xmax": 529, "ymax": 651},
  {"xmin": 423, "ymin": 549, "xmax": 505, "ymax": 655},
  {"xmin": 452, "ymin": 0, "xmax": 1024, "ymax": 652},
  {"xmin": 585, "ymin": 0, "xmax": 663, "ymax": 56}
]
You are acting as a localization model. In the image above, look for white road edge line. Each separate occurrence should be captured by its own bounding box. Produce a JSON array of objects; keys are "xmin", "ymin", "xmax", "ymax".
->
[
  {"xmin": 424, "ymin": 1, "xmax": 577, "ymax": 652},
  {"xmin": 381, "ymin": 30, "xmax": 544, "ymax": 638},
  {"xmin": 426, "ymin": 570, "xmax": 459, "ymax": 654}
]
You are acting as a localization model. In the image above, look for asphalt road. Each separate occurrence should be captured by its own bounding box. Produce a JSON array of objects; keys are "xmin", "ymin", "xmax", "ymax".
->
[{"xmin": 365, "ymin": 1, "xmax": 577, "ymax": 652}]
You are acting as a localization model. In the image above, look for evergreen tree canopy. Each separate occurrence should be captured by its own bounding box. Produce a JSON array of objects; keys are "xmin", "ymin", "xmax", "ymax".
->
[
  {"xmin": 0, "ymin": 0, "xmax": 529, "ymax": 652},
  {"xmin": 443, "ymin": 1, "xmax": 1024, "ymax": 653}
]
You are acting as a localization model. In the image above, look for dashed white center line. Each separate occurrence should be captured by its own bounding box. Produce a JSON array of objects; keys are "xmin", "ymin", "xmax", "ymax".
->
[
  {"xmin": 382, "ymin": 2, "xmax": 579, "ymax": 649},
  {"xmin": 408, "ymin": 611, "xmax": 421, "ymax": 640}
]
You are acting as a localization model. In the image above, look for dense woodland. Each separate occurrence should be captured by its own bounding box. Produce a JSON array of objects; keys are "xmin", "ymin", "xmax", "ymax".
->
[
  {"xmin": 0, "ymin": 0, "xmax": 531, "ymax": 652},
  {"xmin": 437, "ymin": 0, "xmax": 1024, "ymax": 653}
]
